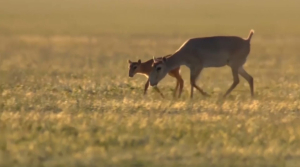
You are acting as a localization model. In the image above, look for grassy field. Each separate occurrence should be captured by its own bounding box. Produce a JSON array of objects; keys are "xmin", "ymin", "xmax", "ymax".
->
[{"xmin": 1, "ymin": 0, "xmax": 300, "ymax": 166}]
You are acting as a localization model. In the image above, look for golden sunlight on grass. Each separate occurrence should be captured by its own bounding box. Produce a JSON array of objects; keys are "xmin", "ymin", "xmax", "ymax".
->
[{"xmin": 1, "ymin": 0, "xmax": 300, "ymax": 166}]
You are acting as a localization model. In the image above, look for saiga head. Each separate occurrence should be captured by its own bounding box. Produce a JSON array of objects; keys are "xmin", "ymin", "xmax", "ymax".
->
[
  {"xmin": 149, "ymin": 57, "xmax": 168, "ymax": 86},
  {"xmin": 127, "ymin": 59, "xmax": 142, "ymax": 77}
]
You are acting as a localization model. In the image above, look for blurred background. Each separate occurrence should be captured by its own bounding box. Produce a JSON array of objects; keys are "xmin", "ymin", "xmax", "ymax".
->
[
  {"xmin": 1, "ymin": 1, "xmax": 300, "ymax": 166},
  {"xmin": 1, "ymin": 0, "xmax": 299, "ymax": 36}
]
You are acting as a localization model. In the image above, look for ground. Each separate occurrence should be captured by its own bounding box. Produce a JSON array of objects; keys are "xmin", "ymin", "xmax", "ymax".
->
[{"xmin": 1, "ymin": 0, "xmax": 300, "ymax": 167}]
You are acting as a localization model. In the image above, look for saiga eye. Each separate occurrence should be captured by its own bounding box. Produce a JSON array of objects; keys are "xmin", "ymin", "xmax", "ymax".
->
[{"xmin": 156, "ymin": 67, "xmax": 161, "ymax": 71}]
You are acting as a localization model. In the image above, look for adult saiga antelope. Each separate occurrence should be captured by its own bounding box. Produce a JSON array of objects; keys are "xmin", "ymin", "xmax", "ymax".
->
[
  {"xmin": 128, "ymin": 55, "xmax": 184, "ymax": 98},
  {"xmin": 150, "ymin": 30, "xmax": 255, "ymax": 98}
]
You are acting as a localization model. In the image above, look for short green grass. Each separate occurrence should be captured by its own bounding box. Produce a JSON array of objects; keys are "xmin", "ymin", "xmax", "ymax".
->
[{"xmin": 1, "ymin": 0, "xmax": 300, "ymax": 166}]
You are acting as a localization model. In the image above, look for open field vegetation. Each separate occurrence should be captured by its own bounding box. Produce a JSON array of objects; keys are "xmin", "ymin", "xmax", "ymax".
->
[{"xmin": 1, "ymin": 0, "xmax": 300, "ymax": 166}]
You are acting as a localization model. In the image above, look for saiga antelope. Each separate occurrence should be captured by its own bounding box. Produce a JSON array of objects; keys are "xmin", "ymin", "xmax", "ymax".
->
[
  {"xmin": 128, "ymin": 55, "xmax": 184, "ymax": 98},
  {"xmin": 149, "ymin": 30, "xmax": 255, "ymax": 98}
]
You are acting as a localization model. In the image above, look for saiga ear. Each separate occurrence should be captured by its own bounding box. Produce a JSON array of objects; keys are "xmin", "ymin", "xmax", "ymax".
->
[
  {"xmin": 162, "ymin": 57, "xmax": 167, "ymax": 63},
  {"xmin": 138, "ymin": 59, "xmax": 141, "ymax": 64},
  {"xmin": 128, "ymin": 60, "xmax": 132, "ymax": 64},
  {"xmin": 153, "ymin": 56, "xmax": 156, "ymax": 63}
]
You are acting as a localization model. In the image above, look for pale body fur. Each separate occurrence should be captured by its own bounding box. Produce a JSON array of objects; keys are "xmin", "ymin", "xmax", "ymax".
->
[
  {"xmin": 150, "ymin": 30, "xmax": 255, "ymax": 98},
  {"xmin": 128, "ymin": 55, "xmax": 184, "ymax": 98}
]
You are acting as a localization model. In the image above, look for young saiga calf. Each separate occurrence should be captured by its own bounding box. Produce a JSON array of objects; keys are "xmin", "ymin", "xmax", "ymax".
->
[
  {"xmin": 149, "ymin": 30, "xmax": 255, "ymax": 98},
  {"xmin": 128, "ymin": 55, "xmax": 184, "ymax": 98}
]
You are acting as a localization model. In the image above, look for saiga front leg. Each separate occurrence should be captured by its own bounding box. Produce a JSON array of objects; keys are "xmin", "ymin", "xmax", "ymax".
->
[{"xmin": 143, "ymin": 79, "xmax": 150, "ymax": 95}]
